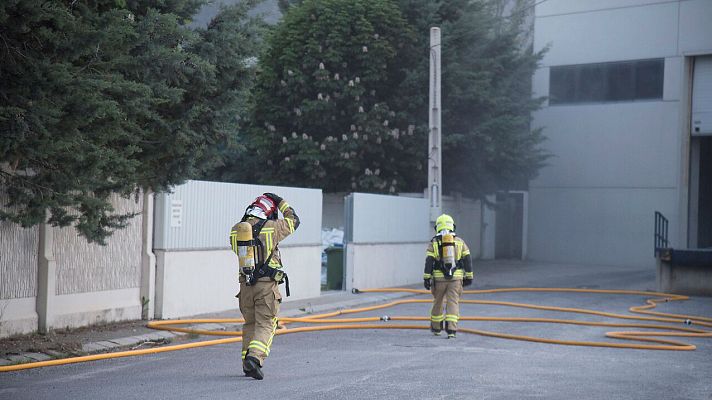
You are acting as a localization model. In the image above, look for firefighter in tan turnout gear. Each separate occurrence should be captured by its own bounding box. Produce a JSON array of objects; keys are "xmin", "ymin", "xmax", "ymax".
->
[
  {"xmin": 423, "ymin": 214, "xmax": 473, "ymax": 338},
  {"xmin": 230, "ymin": 193, "xmax": 300, "ymax": 380}
]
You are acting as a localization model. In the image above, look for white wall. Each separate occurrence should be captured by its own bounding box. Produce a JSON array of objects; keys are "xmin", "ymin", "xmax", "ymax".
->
[
  {"xmin": 153, "ymin": 180, "xmax": 323, "ymax": 318},
  {"xmin": 535, "ymin": 0, "xmax": 679, "ymax": 66},
  {"xmin": 52, "ymin": 289, "xmax": 142, "ymax": 330},
  {"xmin": 347, "ymin": 243, "xmax": 424, "ymax": 290},
  {"xmin": 528, "ymin": 0, "xmax": 702, "ymax": 267},
  {"xmin": 0, "ymin": 298, "xmax": 36, "ymax": 338},
  {"xmin": 344, "ymin": 193, "xmax": 431, "ymax": 290},
  {"xmin": 155, "ymin": 246, "xmax": 321, "ymax": 319}
]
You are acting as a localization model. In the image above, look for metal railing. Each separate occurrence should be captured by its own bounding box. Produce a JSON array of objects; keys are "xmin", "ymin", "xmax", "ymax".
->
[{"xmin": 654, "ymin": 211, "xmax": 669, "ymax": 256}]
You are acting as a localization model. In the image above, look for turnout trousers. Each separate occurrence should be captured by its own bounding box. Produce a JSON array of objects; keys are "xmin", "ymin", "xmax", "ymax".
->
[
  {"xmin": 430, "ymin": 278, "xmax": 463, "ymax": 332},
  {"xmin": 238, "ymin": 278, "xmax": 281, "ymax": 366}
]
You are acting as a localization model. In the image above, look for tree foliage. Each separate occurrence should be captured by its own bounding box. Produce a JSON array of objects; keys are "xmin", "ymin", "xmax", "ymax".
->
[
  {"xmin": 239, "ymin": 0, "xmax": 548, "ymax": 198},
  {"xmin": 0, "ymin": 0, "xmax": 262, "ymax": 243},
  {"xmin": 223, "ymin": 0, "xmax": 423, "ymax": 193}
]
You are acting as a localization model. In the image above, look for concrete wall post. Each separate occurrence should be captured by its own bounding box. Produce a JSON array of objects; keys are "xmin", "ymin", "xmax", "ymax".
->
[
  {"xmin": 140, "ymin": 191, "xmax": 156, "ymax": 320},
  {"xmin": 36, "ymin": 219, "xmax": 56, "ymax": 333}
]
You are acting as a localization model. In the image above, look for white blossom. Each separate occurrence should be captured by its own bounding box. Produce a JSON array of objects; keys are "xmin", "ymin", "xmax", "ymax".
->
[
  {"xmin": 292, "ymin": 132, "xmax": 298, "ymax": 139},
  {"xmin": 352, "ymin": 182, "xmax": 357, "ymax": 189},
  {"xmin": 315, "ymin": 160, "xmax": 320, "ymax": 166},
  {"xmin": 358, "ymin": 106, "xmax": 364, "ymax": 113},
  {"xmin": 320, "ymin": 144, "xmax": 326, "ymax": 150},
  {"xmin": 365, "ymin": 168, "xmax": 372, "ymax": 176},
  {"xmin": 392, "ymin": 179, "xmax": 397, "ymax": 185},
  {"xmin": 325, "ymin": 95, "xmax": 330, "ymax": 102},
  {"xmin": 389, "ymin": 111, "xmax": 396, "ymax": 117},
  {"xmin": 281, "ymin": 80, "xmax": 287, "ymax": 87},
  {"xmin": 334, "ymin": 73, "xmax": 340, "ymax": 80},
  {"xmin": 375, "ymin": 168, "xmax": 380, "ymax": 176},
  {"xmin": 383, "ymin": 120, "xmax": 389, "ymax": 127},
  {"xmin": 350, "ymin": 124, "xmax": 356, "ymax": 131},
  {"xmin": 284, "ymin": 157, "xmax": 291, "ymax": 162},
  {"xmin": 282, "ymin": 137, "xmax": 288, "ymax": 144},
  {"xmin": 355, "ymin": 95, "xmax": 360, "ymax": 101},
  {"xmin": 302, "ymin": 133, "xmax": 309, "ymax": 140},
  {"xmin": 355, "ymin": 77, "xmax": 360, "ymax": 83},
  {"xmin": 363, "ymin": 134, "xmax": 368, "ymax": 141},
  {"xmin": 353, "ymin": 132, "xmax": 359, "ymax": 139},
  {"xmin": 343, "ymin": 152, "xmax": 350, "ymax": 159},
  {"xmin": 373, "ymin": 33, "xmax": 379, "ymax": 39},
  {"xmin": 268, "ymin": 124, "xmax": 276, "ymax": 132},
  {"xmin": 362, "ymin": 46, "xmax": 368, "ymax": 53},
  {"xmin": 318, "ymin": 93, "xmax": 323, "ymax": 100},
  {"xmin": 294, "ymin": 107, "xmax": 302, "ymax": 116},
  {"xmin": 287, "ymin": 69, "xmax": 294, "ymax": 76},
  {"xmin": 126, "ymin": 12, "xmax": 135, "ymax": 22},
  {"xmin": 371, "ymin": 89, "xmax": 376, "ymax": 96},
  {"xmin": 377, "ymin": 137, "xmax": 382, "ymax": 144},
  {"xmin": 408, "ymin": 125, "xmax": 415, "ymax": 135},
  {"xmin": 342, "ymin": 134, "xmax": 348, "ymax": 141},
  {"xmin": 348, "ymin": 80, "xmax": 354, "ymax": 87},
  {"xmin": 319, "ymin": 62, "xmax": 325, "ymax": 70}
]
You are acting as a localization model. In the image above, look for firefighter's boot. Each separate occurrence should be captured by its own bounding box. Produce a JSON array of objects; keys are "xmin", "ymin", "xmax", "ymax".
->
[{"xmin": 244, "ymin": 356, "xmax": 264, "ymax": 380}]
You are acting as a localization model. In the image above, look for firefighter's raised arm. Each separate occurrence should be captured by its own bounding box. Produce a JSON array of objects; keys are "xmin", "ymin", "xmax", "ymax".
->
[{"xmin": 263, "ymin": 193, "xmax": 300, "ymax": 243}]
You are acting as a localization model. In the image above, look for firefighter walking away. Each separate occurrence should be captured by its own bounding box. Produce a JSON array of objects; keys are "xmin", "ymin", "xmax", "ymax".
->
[
  {"xmin": 230, "ymin": 193, "xmax": 300, "ymax": 379},
  {"xmin": 423, "ymin": 214, "xmax": 473, "ymax": 338}
]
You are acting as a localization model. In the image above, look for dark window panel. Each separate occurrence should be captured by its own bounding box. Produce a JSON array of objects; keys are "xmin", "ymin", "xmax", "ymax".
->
[
  {"xmin": 635, "ymin": 59, "xmax": 664, "ymax": 99},
  {"xmin": 549, "ymin": 58, "xmax": 664, "ymax": 105},
  {"xmin": 577, "ymin": 63, "xmax": 607, "ymax": 102},
  {"xmin": 549, "ymin": 66, "xmax": 577, "ymax": 104},
  {"xmin": 606, "ymin": 62, "xmax": 635, "ymax": 101}
]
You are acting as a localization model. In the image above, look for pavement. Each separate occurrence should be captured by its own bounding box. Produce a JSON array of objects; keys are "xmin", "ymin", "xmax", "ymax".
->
[
  {"xmin": 0, "ymin": 282, "xmax": 423, "ymax": 367},
  {"xmin": 1, "ymin": 260, "xmax": 711, "ymax": 399},
  {"xmin": 0, "ymin": 259, "xmax": 676, "ymax": 367}
]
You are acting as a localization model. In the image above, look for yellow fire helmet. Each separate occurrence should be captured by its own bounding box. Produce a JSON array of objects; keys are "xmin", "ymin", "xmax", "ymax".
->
[{"xmin": 435, "ymin": 214, "xmax": 455, "ymax": 233}]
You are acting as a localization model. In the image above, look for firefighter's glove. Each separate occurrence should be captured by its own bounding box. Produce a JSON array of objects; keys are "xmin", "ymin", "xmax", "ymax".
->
[
  {"xmin": 463, "ymin": 278, "xmax": 473, "ymax": 287},
  {"xmin": 263, "ymin": 193, "xmax": 284, "ymax": 206},
  {"xmin": 423, "ymin": 279, "xmax": 431, "ymax": 290}
]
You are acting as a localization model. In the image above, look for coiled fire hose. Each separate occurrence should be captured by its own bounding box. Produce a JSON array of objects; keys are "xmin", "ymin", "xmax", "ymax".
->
[{"xmin": 1, "ymin": 287, "xmax": 710, "ymax": 372}]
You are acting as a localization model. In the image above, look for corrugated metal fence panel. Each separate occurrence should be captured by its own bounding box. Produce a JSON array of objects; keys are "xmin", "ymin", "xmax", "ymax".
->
[
  {"xmin": 55, "ymin": 193, "xmax": 143, "ymax": 295},
  {"xmin": 350, "ymin": 193, "xmax": 430, "ymax": 243},
  {"xmin": 154, "ymin": 180, "xmax": 322, "ymax": 250},
  {"xmin": 0, "ymin": 188, "xmax": 38, "ymax": 299}
]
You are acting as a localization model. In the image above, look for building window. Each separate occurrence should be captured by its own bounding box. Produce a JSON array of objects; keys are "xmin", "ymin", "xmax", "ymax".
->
[{"xmin": 549, "ymin": 59, "xmax": 664, "ymax": 105}]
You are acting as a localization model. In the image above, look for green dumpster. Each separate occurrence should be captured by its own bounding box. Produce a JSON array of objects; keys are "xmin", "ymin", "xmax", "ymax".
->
[{"xmin": 325, "ymin": 246, "xmax": 344, "ymax": 290}]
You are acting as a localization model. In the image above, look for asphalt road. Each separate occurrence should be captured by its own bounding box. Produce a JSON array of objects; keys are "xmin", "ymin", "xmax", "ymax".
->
[{"xmin": 1, "ymin": 286, "xmax": 711, "ymax": 400}]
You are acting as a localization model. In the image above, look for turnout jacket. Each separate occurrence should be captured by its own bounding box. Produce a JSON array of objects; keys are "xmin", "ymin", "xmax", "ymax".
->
[
  {"xmin": 230, "ymin": 200, "xmax": 300, "ymax": 279},
  {"xmin": 423, "ymin": 234, "xmax": 473, "ymax": 281}
]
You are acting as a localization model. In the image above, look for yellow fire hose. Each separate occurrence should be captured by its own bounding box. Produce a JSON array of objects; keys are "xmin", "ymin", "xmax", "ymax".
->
[{"xmin": 1, "ymin": 287, "xmax": 710, "ymax": 373}]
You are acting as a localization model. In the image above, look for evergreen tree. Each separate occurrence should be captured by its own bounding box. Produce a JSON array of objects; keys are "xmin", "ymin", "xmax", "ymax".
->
[
  {"xmin": 397, "ymin": 0, "xmax": 549, "ymax": 198},
  {"xmin": 0, "ymin": 0, "xmax": 261, "ymax": 243}
]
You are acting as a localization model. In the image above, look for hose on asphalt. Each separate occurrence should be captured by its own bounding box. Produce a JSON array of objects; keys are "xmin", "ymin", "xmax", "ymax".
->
[{"xmin": 1, "ymin": 287, "xmax": 710, "ymax": 372}]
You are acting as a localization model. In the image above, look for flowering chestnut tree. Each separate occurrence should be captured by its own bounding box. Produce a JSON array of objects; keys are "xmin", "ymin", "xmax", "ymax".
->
[{"xmin": 235, "ymin": 0, "xmax": 424, "ymax": 193}]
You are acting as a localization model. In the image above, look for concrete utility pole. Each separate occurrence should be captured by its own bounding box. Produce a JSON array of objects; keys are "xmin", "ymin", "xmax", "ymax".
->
[{"xmin": 428, "ymin": 27, "xmax": 442, "ymax": 223}]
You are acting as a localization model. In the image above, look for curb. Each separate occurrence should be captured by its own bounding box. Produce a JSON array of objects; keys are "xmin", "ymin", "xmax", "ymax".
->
[{"xmin": 1, "ymin": 290, "xmax": 420, "ymax": 367}]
